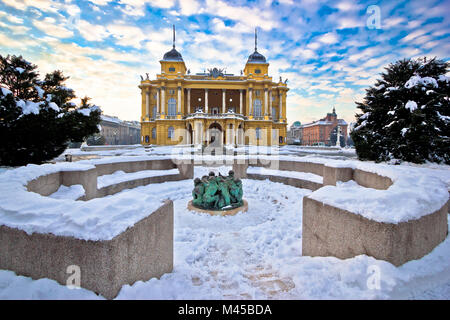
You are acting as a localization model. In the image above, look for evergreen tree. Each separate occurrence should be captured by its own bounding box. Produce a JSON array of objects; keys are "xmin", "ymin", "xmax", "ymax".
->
[
  {"xmin": 0, "ymin": 54, "xmax": 101, "ymax": 166},
  {"xmin": 351, "ymin": 57, "xmax": 450, "ymax": 164}
]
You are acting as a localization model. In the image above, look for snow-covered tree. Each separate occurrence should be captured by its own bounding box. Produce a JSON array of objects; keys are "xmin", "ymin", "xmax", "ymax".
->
[
  {"xmin": 351, "ymin": 57, "xmax": 450, "ymax": 164},
  {"xmin": 0, "ymin": 54, "xmax": 101, "ymax": 166}
]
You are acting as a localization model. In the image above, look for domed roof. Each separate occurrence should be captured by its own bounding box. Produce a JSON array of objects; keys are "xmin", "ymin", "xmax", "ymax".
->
[
  {"xmin": 293, "ymin": 121, "xmax": 301, "ymax": 127},
  {"xmin": 247, "ymin": 28, "xmax": 267, "ymax": 64},
  {"xmin": 162, "ymin": 47, "xmax": 183, "ymax": 62},
  {"xmin": 247, "ymin": 50, "xmax": 266, "ymax": 63},
  {"xmin": 162, "ymin": 25, "xmax": 183, "ymax": 62}
]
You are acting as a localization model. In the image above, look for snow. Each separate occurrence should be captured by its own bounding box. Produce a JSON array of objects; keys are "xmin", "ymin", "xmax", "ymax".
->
[
  {"xmin": 49, "ymin": 184, "xmax": 85, "ymax": 200},
  {"xmin": 405, "ymin": 100, "xmax": 418, "ymax": 112},
  {"xmin": 16, "ymin": 99, "xmax": 42, "ymax": 115},
  {"xmin": 308, "ymin": 169, "xmax": 447, "ymax": 224},
  {"xmin": 97, "ymin": 169, "xmax": 180, "ymax": 188},
  {"xmin": 354, "ymin": 120, "xmax": 367, "ymax": 131},
  {"xmin": 0, "ymin": 148, "xmax": 448, "ymax": 241},
  {"xmin": 247, "ymin": 166, "xmax": 323, "ymax": 184},
  {"xmin": 34, "ymin": 85, "xmax": 44, "ymax": 98},
  {"xmin": 405, "ymin": 75, "xmax": 439, "ymax": 89},
  {"xmin": 360, "ymin": 112, "xmax": 370, "ymax": 120},
  {"xmin": 0, "ymin": 171, "xmax": 448, "ymax": 300},
  {"xmin": 0, "ymin": 161, "xmax": 172, "ymax": 240},
  {"xmin": 0, "ymin": 87, "xmax": 12, "ymax": 96},
  {"xmin": 401, "ymin": 128, "xmax": 408, "ymax": 136},
  {"xmin": 438, "ymin": 74, "xmax": 449, "ymax": 83},
  {"xmin": 77, "ymin": 105, "xmax": 101, "ymax": 116},
  {"xmin": 437, "ymin": 111, "xmax": 450, "ymax": 122},
  {"xmin": 48, "ymin": 102, "xmax": 60, "ymax": 112}
]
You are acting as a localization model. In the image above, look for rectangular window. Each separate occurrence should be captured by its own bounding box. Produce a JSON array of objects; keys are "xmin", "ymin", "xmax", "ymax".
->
[
  {"xmin": 169, "ymin": 89, "xmax": 175, "ymax": 95},
  {"xmin": 255, "ymin": 69, "xmax": 261, "ymax": 74},
  {"xmin": 169, "ymin": 67, "xmax": 175, "ymax": 72}
]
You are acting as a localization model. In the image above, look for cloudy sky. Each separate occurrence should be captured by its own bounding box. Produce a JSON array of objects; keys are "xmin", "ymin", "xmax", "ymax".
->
[{"xmin": 0, "ymin": 0, "xmax": 449, "ymax": 125}]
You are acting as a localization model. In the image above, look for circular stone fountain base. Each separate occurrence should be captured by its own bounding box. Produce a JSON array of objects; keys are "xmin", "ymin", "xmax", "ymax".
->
[{"xmin": 187, "ymin": 200, "xmax": 248, "ymax": 216}]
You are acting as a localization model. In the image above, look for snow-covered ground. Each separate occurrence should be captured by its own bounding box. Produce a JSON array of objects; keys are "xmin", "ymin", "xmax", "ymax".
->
[
  {"xmin": 0, "ymin": 165, "xmax": 449, "ymax": 300},
  {"xmin": 58, "ymin": 144, "xmax": 357, "ymax": 162}
]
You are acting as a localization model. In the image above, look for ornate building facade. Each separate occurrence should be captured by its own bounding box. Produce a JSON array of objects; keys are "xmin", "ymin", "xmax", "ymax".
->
[
  {"xmin": 139, "ymin": 28, "xmax": 288, "ymax": 146},
  {"xmin": 300, "ymin": 108, "xmax": 348, "ymax": 146}
]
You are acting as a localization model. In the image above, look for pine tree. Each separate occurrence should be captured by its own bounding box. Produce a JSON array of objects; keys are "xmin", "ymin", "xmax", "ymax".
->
[
  {"xmin": 351, "ymin": 57, "xmax": 450, "ymax": 164},
  {"xmin": 0, "ymin": 54, "xmax": 101, "ymax": 166}
]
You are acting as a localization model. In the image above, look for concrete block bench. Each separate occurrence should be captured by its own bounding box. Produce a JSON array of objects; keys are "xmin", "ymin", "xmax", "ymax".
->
[
  {"xmin": 233, "ymin": 158, "xmax": 449, "ymax": 266},
  {"xmin": 0, "ymin": 200, "xmax": 173, "ymax": 299},
  {"xmin": 0, "ymin": 157, "xmax": 193, "ymax": 299}
]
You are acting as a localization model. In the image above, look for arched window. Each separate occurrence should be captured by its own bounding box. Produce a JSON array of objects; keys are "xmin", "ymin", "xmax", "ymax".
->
[
  {"xmin": 168, "ymin": 126, "xmax": 174, "ymax": 139},
  {"xmin": 145, "ymin": 135, "xmax": 149, "ymax": 143},
  {"xmin": 253, "ymin": 99, "xmax": 262, "ymax": 117},
  {"xmin": 168, "ymin": 98, "xmax": 176, "ymax": 116},
  {"xmin": 152, "ymin": 127, "xmax": 156, "ymax": 139},
  {"xmin": 256, "ymin": 127, "xmax": 261, "ymax": 140}
]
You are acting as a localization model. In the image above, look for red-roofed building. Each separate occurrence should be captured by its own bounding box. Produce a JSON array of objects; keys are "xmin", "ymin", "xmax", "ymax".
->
[{"xmin": 300, "ymin": 108, "xmax": 348, "ymax": 146}]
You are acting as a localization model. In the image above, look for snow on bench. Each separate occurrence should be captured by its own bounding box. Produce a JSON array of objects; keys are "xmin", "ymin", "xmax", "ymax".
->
[
  {"xmin": 49, "ymin": 184, "xmax": 85, "ymax": 200},
  {"xmin": 97, "ymin": 169, "xmax": 180, "ymax": 188},
  {"xmin": 247, "ymin": 166, "xmax": 323, "ymax": 184}
]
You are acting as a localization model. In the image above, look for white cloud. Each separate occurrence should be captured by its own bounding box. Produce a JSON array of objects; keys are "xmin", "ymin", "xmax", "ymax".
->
[
  {"xmin": 117, "ymin": 0, "xmax": 176, "ymax": 16},
  {"xmin": 317, "ymin": 32, "xmax": 339, "ymax": 44},
  {"xmin": 107, "ymin": 23, "xmax": 146, "ymax": 48},
  {"xmin": 77, "ymin": 19, "xmax": 110, "ymax": 42},
  {"xmin": 203, "ymin": 0, "xmax": 278, "ymax": 31},
  {"xmin": 33, "ymin": 17, "xmax": 74, "ymax": 38},
  {"xmin": 179, "ymin": 0, "xmax": 201, "ymax": 16}
]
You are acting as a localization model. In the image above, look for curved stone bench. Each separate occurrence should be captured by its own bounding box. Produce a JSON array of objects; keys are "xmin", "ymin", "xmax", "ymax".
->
[
  {"xmin": 233, "ymin": 157, "xmax": 448, "ymax": 267},
  {"xmin": 0, "ymin": 200, "xmax": 173, "ymax": 300},
  {"xmin": 0, "ymin": 157, "xmax": 194, "ymax": 299},
  {"xmin": 0, "ymin": 154, "xmax": 448, "ymax": 299}
]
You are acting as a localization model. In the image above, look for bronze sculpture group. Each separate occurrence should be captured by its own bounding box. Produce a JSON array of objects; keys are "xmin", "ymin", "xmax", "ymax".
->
[{"xmin": 192, "ymin": 170, "xmax": 243, "ymax": 210}]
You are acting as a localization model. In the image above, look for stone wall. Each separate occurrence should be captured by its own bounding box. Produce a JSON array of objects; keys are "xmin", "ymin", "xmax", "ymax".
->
[
  {"xmin": 302, "ymin": 197, "xmax": 448, "ymax": 266},
  {"xmin": 0, "ymin": 200, "xmax": 173, "ymax": 299},
  {"xmin": 26, "ymin": 159, "xmax": 194, "ymax": 200},
  {"xmin": 233, "ymin": 159, "xmax": 448, "ymax": 266}
]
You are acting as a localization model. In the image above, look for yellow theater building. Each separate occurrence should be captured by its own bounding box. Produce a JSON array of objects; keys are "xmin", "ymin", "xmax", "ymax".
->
[{"xmin": 139, "ymin": 28, "xmax": 288, "ymax": 146}]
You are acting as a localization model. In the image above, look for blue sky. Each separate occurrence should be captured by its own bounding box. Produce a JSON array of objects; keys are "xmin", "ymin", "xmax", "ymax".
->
[{"xmin": 0, "ymin": 0, "xmax": 449, "ymax": 126}]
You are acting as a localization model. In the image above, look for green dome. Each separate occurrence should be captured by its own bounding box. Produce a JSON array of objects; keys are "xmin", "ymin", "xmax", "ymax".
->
[{"xmin": 293, "ymin": 121, "xmax": 301, "ymax": 127}]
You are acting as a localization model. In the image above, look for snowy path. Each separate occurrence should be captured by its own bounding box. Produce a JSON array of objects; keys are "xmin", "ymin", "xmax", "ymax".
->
[{"xmin": 0, "ymin": 166, "xmax": 449, "ymax": 299}]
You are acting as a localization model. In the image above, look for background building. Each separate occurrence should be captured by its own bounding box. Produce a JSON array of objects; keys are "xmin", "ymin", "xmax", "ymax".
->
[
  {"xmin": 140, "ymin": 28, "xmax": 288, "ymax": 146},
  {"xmin": 98, "ymin": 115, "xmax": 141, "ymax": 145},
  {"xmin": 300, "ymin": 108, "xmax": 348, "ymax": 146},
  {"xmin": 287, "ymin": 121, "xmax": 302, "ymax": 144}
]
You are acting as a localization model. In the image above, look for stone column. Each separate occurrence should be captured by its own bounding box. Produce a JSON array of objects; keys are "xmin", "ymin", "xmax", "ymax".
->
[
  {"xmin": 145, "ymin": 90, "xmax": 150, "ymax": 117},
  {"xmin": 248, "ymin": 88, "xmax": 253, "ymax": 117},
  {"xmin": 187, "ymin": 88, "xmax": 191, "ymax": 114},
  {"xmin": 205, "ymin": 89, "xmax": 208, "ymax": 114},
  {"xmin": 279, "ymin": 91, "xmax": 282, "ymax": 120},
  {"xmin": 156, "ymin": 88, "xmax": 160, "ymax": 115},
  {"xmin": 239, "ymin": 89, "xmax": 243, "ymax": 114},
  {"xmin": 269, "ymin": 90, "xmax": 272, "ymax": 118},
  {"xmin": 222, "ymin": 89, "xmax": 226, "ymax": 114},
  {"xmin": 264, "ymin": 88, "xmax": 268, "ymax": 116},
  {"xmin": 161, "ymin": 87, "xmax": 166, "ymax": 115},
  {"xmin": 177, "ymin": 86, "xmax": 181, "ymax": 114}
]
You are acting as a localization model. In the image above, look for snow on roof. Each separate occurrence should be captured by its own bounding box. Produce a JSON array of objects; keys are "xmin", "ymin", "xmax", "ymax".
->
[
  {"xmin": 101, "ymin": 114, "xmax": 122, "ymax": 124},
  {"xmin": 301, "ymin": 119, "xmax": 347, "ymax": 128}
]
